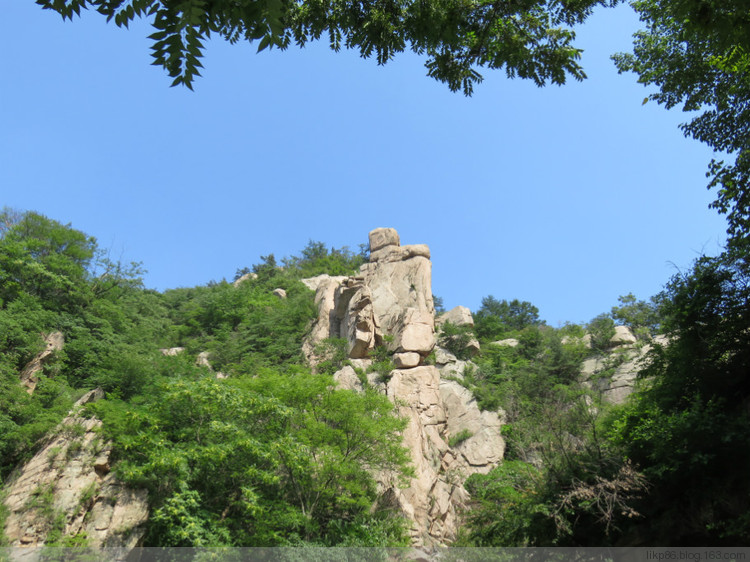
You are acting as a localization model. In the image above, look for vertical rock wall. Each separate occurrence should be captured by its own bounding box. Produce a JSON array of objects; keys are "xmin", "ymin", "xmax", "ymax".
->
[{"xmin": 305, "ymin": 228, "xmax": 504, "ymax": 546}]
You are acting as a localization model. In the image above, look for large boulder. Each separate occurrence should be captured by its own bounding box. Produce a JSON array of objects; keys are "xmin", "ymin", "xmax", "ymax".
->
[
  {"xmin": 440, "ymin": 380, "xmax": 504, "ymax": 471},
  {"xmin": 368, "ymin": 227, "xmax": 400, "ymax": 252},
  {"xmin": 232, "ymin": 272, "xmax": 257, "ymax": 287},
  {"xmin": 436, "ymin": 306, "xmax": 474, "ymax": 328},
  {"xmin": 580, "ymin": 337, "xmax": 665, "ymax": 404},
  {"xmin": 610, "ymin": 325, "xmax": 637, "ymax": 346}
]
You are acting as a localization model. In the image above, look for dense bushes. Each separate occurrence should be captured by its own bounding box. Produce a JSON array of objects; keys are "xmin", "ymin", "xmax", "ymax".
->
[{"xmin": 0, "ymin": 210, "xmax": 411, "ymax": 546}]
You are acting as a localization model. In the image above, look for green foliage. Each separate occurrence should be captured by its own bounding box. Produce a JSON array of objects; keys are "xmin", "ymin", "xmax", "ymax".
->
[
  {"xmin": 36, "ymin": 0, "xmax": 618, "ymax": 95},
  {"xmin": 586, "ymin": 313, "xmax": 615, "ymax": 352},
  {"xmin": 0, "ymin": 210, "xmax": 95, "ymax": 312},
  {"xmin": 164, "ymin": 275, "xmax": 317, "ymax": 371},
  {"xmin": 609, "ymin": 248, "xmax": 750, "ymax": 545},
  {"xmin": 282, "ymin": 240, "xmax": 366, "ymax": 278},
  {"xmin": 448, "ymin": 429, "xmax": 473, "ymax": 448},
  {"xmin": 93, "ymin": 369, "xmax": 411, "ymax": 546},
  {"xmin": 313, "ymin": 338, "xmax": 350, "ymax": 376},
  {"xmin": 463, "ymin": 460, "xmax": 552, "ymax": 546},
  {"xmin": 432, "ymin": 295, "xmax": 445, "ymax": 315},
  {"xmin": 0, "ymin": 211, "xmax": 415, "ymax": 547},
  {"xmin": 613, "ymin": 1, "xmax": 750, "ymax": 244},
  {"xmin": 458, "ymin": 311, "xmax": 650, "ymax": 546},
  {"xmin": 437, "ymin": 321, "xmax": 476, "ymax": 360},
  {"xmin": 610, "ymin": 293, "xmax": 661, "ymax": 339},
  {"xmin": 473, "ymin": 296, "xmax": 543, "ymax": 342},
  {"xmin": 366, "ymin": 338, "xmax": 396, "ymax": 382}
]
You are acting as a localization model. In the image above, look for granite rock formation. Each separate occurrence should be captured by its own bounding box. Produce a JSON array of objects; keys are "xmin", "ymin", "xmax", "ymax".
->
[
  {"xmin": 3, "ymin": 390, "xmax": 149, "ymax": 548},
  {"xmin": 305, "ymin": 228, "xmax": 504, "ymax": 546}
]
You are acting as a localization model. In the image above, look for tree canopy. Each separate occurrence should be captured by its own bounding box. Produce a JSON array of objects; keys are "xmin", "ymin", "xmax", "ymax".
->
[
  {"xmin": 37, "ymin": 0, "xmax": 617, "ymax": 94},
  {"xmin": 613, "ymin": 0, "xmax": 750, "ymax": 243}
]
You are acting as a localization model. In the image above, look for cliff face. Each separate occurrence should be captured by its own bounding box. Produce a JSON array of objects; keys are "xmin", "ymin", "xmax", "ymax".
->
[
  {"xmin": 3, "ymin": 390, "xmax": 148, "ymax": 548},
  {"xmin": 304, "ymin": 228, "xmax": 504, "ymax": 546}
]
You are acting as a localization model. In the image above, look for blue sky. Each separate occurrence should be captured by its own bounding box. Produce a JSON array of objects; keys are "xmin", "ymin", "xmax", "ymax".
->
[{"xmin": 1, "ymin": 1, "xmax": 728, "ymax": 326}]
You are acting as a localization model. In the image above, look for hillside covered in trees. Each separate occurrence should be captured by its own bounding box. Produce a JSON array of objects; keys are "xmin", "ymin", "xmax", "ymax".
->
[{"xmin": 1, "ymin": 209, "xmax": 749, "ymax": 549}]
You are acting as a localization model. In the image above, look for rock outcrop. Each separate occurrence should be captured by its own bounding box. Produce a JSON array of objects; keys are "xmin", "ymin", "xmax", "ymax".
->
[
  {"xmin": 232, "ymin": 272, "xmax": 257, "ymax": 287},
  {"xmin": 305, "ymin": 228, "xmax": 503, "ymax": 546},
  {"xmin": 3, "ymin": 390, "xmax": 149, "ymax": 548},
  {"xmin": 580, "ymin": 329, "xmax": 666, "ymax": 404},
  {"xmin": 19, "ymin": 331, "xmax": 65, "ymax": 394}
]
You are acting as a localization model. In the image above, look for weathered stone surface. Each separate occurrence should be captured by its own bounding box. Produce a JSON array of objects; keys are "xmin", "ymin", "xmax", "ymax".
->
[
  {"xmin": 436, "ymin": 306, "xmax": 474, "ymax": 328},
  {"xmin": 232, "ymin": 272, "xmax": 257, "ymax": 287},
  {"xmin": 393, "ymin": 309, "xmax": 435, "ymax": 355},
  {"xmin": 272, "ymin": 288, "xmax": 287, "ymax": 299},
  {"xmin": 19, "ymin": 331, "xmax": 64, "ymax": 394},
  {"xmin": 159, "ymin": 347, "xmax": 185, "ymax": 356},
  {"xmin": 378, "ymin": 365, "xmax": 504, "ymax": 545},
  {"xmin": 301, "ymin": 274, "xmax": 341, "ymax": 292},
  {"xmin": 360, "ymin": 255, "xmax": 434, "ymax": 339},
  {"xmin": 434, "ymin": 347, "xmax": 457, "ymax": 365},
  {"xmin": 437, "ymin": 359, "xmax": 473, "ymax": 381},
  {"xmin": 369, "ymin": 227, "xmax": 400, "ymax": 252},
  {"xmin": 3, "ymin": 390, "xmax": 148, "ymax": 549},
  {"xmin": 440, "ymin": 380, "xmax": 504, "ymax": 471},
  {"xmin": 302, "ymin": 275, "xmax": 350, "ymax": 364},
  {"xmin": 336, "ymin": 283, "xmax": 376, "ymax": 358},
  {"xmin": 610, "ymin": 325, "xmax": 637, "ymax": 346},
  {"xmin": 580, "ymin": 342, "xmax": 657, "ymax": 404},
  {"xmin": 195, "ymin": 351, "xmax": 212, "ymax": 369},
  {"xmin": 302, "ymin": 229, "xmax": 503, "ymax": 546},
  {"xmin": 465, "ymin": 337, "xmax": 481, "ymax": 356},
  {"xmin": 393, "ymin": 352, "xmax": 421, "ymax": 369},
  {"xmin": 369, "ymin": 244, "xmax": 431, "ymax": 263},
  {"xmin": 333, "ymin": 365, "xmax": 364, "ymax": 393},
  {"xmin": 492, "ymin": 338, "xmax": 519, "ymax": 347}
]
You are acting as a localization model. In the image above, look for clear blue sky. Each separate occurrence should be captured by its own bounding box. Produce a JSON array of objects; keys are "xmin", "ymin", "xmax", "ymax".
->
[{"xmin": 1, "ymin": 1, "xmax": 727, "ymax": 326}]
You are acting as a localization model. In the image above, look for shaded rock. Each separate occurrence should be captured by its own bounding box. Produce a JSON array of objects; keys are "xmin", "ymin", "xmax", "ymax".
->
[
  {"xmin": 369, "ymin": 227, "xmax": 400, "ymax": 252},
  {"xmin": 272, "ymin": 288, "xmax": 287, "ymax": 299},
  {"xmin": 394, "ymin": 352, "xmax": 421, "ymax": 369},
  {"xmin": 437, "ymin": 359, "xmax": 473, "ymax": 381},
  {"xmin": 491, "ymin": 338, "xmax": 519, "ymax": 347},
  {"xmin": 369, "ymin": 244, "xmax": 431, "ymax": 264},
  {"xmin": 393, "ymin": 309, "xmax": 435, "ymax": 356},
  {"xmin": 465, "ymin": 337, "xmax": 481, "ymax": 356},
  {"xmin": 301, "ymin": 275, "xmax": 349, "ymax": 363},
  {"xmin": 434, "ymin": 347, "xmax": 457, "ymax": 366},
  {"xmin": 440, "ymin": 380, "xmax": 504, "ymax": 471},
  {"xmin": 436, "ymin": 306, "xmax": 474, "ymax": 328},
  {"xmin": 580, "ymin": 343, "xmax": 656, "ymax": 404},
  {"xmin": 3, "ymin": 390, "xmax": 148, "ymax": 549},
  {"xmin": 301, "ymin": 274, "xmax": 341, "ymax": 292},
  {"xmin": 19, "ymin": 331, "xmax": 64, "ymax": 394},
  {"xmin": 232, "ymin": 272, "xmax": 257, "ymax": 287},
  {"xmin": 333, "ymin": 365, "xmax": 364, "ymax": 393},
  {"xmin": 338, "ymin": 283, "xmax": 376, "ymax": 358},
  {"xmin": 195, "ymin": 351, "xmax": 212, "ymax": 369},
  {"xmin": 610, "ymin": 325, "xmax": 637, "ymax": 346}
]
